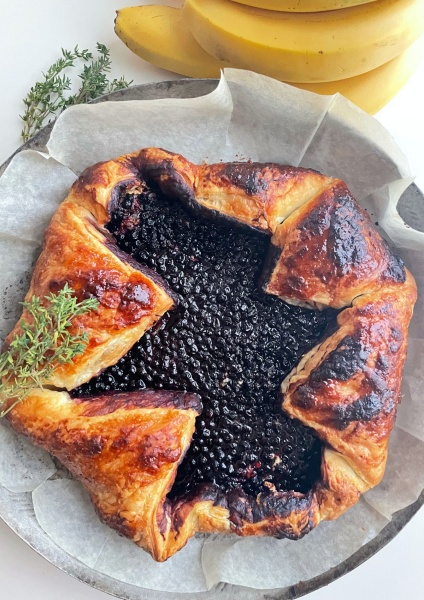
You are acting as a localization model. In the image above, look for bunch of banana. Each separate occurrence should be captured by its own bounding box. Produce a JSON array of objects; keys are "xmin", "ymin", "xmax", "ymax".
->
[{"xmin": 115, "ymin": 0, "xmax": 424, "ymax": 114}]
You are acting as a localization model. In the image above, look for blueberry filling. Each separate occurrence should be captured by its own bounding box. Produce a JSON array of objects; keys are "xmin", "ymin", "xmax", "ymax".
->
[{"xmin": 73, "ymin": 186, "xmax": 336, "ymax": 497}]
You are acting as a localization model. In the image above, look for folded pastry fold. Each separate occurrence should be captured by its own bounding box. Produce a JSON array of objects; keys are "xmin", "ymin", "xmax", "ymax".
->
[
  {"xmin": 283, "ymin": 271, "xmax": 417, "ymax": 502},
  {"xmin": 3, "ymin": 147, "xmax": 417, "ymax": 562},
  {"xmin": 67, "ymin": 155, "xmax": 142, "ymax": 226},
  {"xmin": 263, "ymin": 179, "xmax": 407, "ymax": 309},
  {"xmin": 133, "ymin": 147, "xmax": 334, "ymax": 233},
  {"xmin": 4, "ymin": 201, "xmax": 175, "ymax": 390},
  {"xmin": 8, "ymin": 388, "xmax": 208, "ymax": 561}
]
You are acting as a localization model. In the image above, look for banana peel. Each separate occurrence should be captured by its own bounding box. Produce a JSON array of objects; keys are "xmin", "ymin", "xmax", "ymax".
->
[
  {"xmin": 115, "ymin": 5, "xmax": 225, "ymax": 78},
  {"xmin": 184, "ymin": 0, "xmax": 424, "ymax": 83},
  {"xmin": 114, "ymin": 5, "xmax": 424, "ymax": 115}
]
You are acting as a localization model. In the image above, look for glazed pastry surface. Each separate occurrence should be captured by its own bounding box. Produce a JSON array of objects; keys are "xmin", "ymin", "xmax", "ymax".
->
[
  {"xmin": 4, "ymin": 147, "xmax": 417, "ymax": 561},
  {"xmin": 4, "ymin": 201, "xmax": 175, "ymax": 390}
]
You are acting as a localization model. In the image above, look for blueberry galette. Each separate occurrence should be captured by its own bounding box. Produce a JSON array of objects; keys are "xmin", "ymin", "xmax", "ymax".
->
[{"xmin": 5, "ymin": 148, "xmax": 417, "ymax": 561}]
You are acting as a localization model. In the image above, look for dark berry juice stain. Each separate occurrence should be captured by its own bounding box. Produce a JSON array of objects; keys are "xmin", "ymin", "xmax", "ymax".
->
[{"xmin": 73, "ymin": 187, "xmax": 335, "ymax": 498}]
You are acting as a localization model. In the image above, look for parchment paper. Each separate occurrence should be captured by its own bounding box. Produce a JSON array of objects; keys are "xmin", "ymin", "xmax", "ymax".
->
[{"xmin": 0, "ymin": 69, "xmax": 423, "ymax": 593}]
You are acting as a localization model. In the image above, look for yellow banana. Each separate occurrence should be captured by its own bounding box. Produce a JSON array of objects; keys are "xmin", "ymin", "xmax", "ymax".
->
[
  {"xmin": 296, "ymin": 36, "xmax": 424, "ymax": 114},
  {"xmin": 229, "ymin": 0, "xmax": 377, "ymax": 11},
  {"xmin": 184, "ymin": 0, "xmax": 424, "ymax": 82},
  {"xmin": 115, "ymin": 5, "xmax": 226, "ymax": 78},
  {"xmin": 114, "ymin": 5, "xmax": 424, "ymax": 115}
]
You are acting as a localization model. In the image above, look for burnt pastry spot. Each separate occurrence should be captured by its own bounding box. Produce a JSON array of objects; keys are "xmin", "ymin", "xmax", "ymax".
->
[
  {"xmin": 73, "ymin": 185, "xmax": 336, "ymax": 498},
  {"xmin": 73, "ymin": 434, "xmax": 105, "ymax": 457},
  {"xmin": 332, "ymin": 392, "xmax": 386, "ymax": 429},
  {"xmin": 326, "ymin": 188, "xmax": 405, "ymax": 284},
  {"xmin": 310, "ymin": 335, "xmax": 371, "ymax": 383},
  {"xmin": 383, "ymin": 253, "xmax": 406, "ymax": 283},
  {"xmin": 328, "ymin": 191, "xmax": 369, "ymax": 275},
  {"xmin": 217, "ymin": 162, "xmax": 266, "ymax": 196}
]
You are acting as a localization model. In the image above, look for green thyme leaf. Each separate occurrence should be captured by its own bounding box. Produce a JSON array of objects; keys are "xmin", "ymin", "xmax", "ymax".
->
[
  {"xmin": 20, "ymin": 43, "xmax": 133, "ymax": 142},
  {"xmin": 0, "ymin": 284, "xmax": 99, "ymax": 417}
]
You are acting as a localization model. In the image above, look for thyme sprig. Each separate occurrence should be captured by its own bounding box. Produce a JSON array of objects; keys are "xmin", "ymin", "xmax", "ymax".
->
[
  {"xmin": 20, "ymin": 43, "xmax": 132, "ymax": 142},
  {"xmin": 0, "ymin": 284, "xmax": 99, "ymax": 417}
]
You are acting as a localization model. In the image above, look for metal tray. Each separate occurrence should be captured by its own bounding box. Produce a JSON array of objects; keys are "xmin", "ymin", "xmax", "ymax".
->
[{"xmin": 1, "ymin": 79, "xmax": 423, "ymax": 600}]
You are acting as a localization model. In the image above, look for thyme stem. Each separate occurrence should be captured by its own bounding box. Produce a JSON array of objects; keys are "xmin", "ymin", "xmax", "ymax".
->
[
  {"xmin": 20, "ymin": 43, "xmax": 132, "ymax": 142},
  {"xmin": 0, "ymin": 284, "xmax": 99, "ymax": 417}
]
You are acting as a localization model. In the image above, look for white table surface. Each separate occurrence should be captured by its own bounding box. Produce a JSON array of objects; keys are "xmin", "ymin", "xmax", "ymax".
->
[{"xmin": 0, "ymin": 1, "xmax": 423, "ymax": 599}]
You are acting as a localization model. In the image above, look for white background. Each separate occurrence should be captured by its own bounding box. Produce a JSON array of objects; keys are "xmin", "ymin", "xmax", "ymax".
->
[{"xmin": 0, "ymin": 1, "xmax": 423, "ymax": 599}]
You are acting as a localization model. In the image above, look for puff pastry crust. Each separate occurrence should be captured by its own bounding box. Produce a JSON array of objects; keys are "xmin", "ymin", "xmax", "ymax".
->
[
  {"xmin": 4, "ymin": 147, "xmax": 417, "ymax": 561},
  {"xmin": 4, "ymin": 201, "xmax": 175, "ymax": 390}
]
